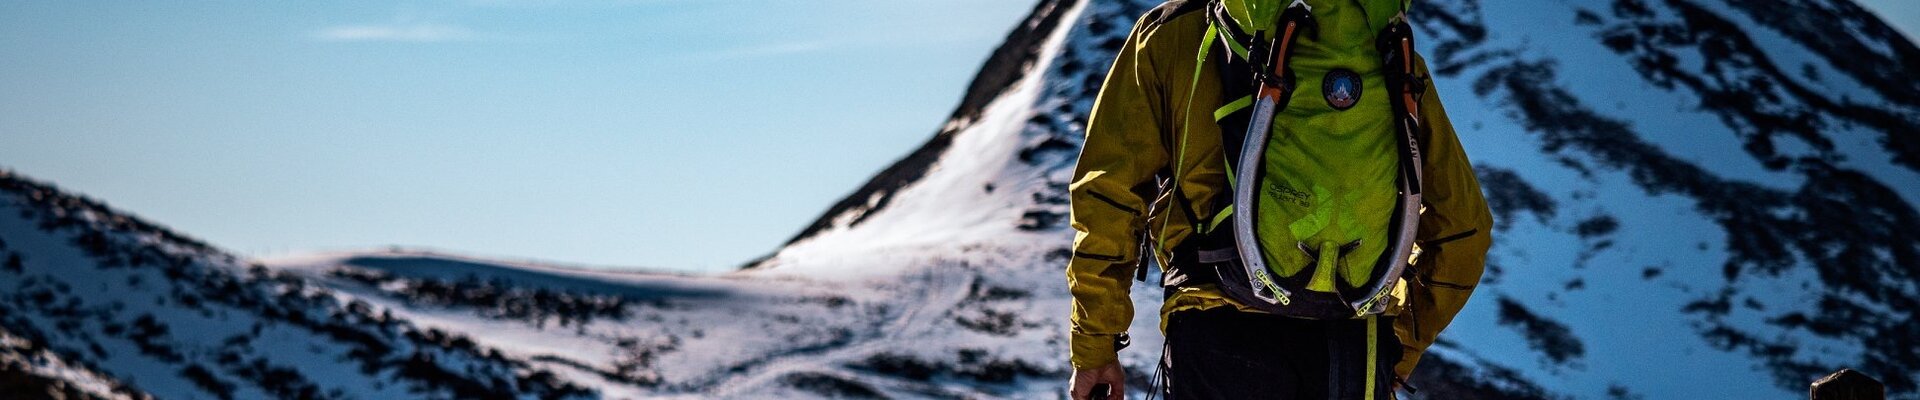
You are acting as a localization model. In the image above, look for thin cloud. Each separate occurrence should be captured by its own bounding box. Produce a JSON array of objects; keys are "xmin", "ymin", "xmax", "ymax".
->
[
  {"xmin": 686, "ymin": 40, "xmax": 832, "ymax": 61},
  {"xmin": 311, "ymin": 23, "xmax": 477, "ymax": 43}
]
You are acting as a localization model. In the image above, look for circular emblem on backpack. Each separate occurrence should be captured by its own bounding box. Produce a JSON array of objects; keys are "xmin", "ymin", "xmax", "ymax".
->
[{"xmin": 1323, "ymin": 69, "xmax": 1362, "ymax": 110}]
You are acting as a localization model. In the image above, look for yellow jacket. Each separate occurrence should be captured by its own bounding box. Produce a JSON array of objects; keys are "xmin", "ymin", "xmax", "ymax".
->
[{"xmin": 1065, "ymin": 0, "xmax": 1494, "ymax": 380}]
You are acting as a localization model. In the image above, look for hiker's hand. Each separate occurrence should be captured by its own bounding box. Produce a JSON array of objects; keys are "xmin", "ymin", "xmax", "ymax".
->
[{"xmin": 1069, "ymin": 362, "xmax": 1126, "ymax": 400}]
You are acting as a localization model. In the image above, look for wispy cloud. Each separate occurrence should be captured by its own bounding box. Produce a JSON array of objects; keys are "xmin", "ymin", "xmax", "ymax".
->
[
  {"xmin": 685, "ymin": 40, "xmax": 833, "ymax": 62},
  {"xmin": 310, "ymin": 23, "xmax": 477, "ymax": 43}
]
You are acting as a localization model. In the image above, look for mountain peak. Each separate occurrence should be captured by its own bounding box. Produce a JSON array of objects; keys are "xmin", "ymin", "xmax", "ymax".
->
[{"xmin": 4, "ymin": 0, "xmax": 1917, "ymax": 398}]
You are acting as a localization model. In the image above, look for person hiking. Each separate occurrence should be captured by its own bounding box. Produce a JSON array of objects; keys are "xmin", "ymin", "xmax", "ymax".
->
[{"xmin": 1064, "ymin": 0, "xmax": 1493, "ymax": 399}]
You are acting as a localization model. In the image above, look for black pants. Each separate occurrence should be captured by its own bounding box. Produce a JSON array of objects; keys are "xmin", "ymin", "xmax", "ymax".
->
[{"xmin": 1160, "ymin": 308, "xmax": 1401, "ymax": 400}]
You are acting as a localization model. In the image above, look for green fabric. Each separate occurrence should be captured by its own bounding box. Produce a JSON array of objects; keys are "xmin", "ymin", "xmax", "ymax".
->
[
  {"xmin": 1163, "ymin": 23, "xmax": 1218, "ymax": 246},
  {"xmin": 1244, "ymin": 0, "xmax": 1405, "ymax": 290},
  {"xmin": 1220, "ymin": 0, "xmax": 1283, "ymax": 36},
  {"xmin": 1220, "ymin": 0, "xmax": 1403, "ymax": 36},
  {"xmin": 1068, "ymin": 0, "xmax": 1495, "ymax": 376}
]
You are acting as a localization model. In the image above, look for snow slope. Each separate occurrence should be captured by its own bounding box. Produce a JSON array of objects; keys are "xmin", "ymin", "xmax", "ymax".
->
[
  {"xmin": 751, "ymin": 0, "xmax": 1920, "ymax": 398},
  {"xmin": 2, "ymin": 0, "xmax": 1915, "ymax": 399},
  {"xmin": 0, "ymin": 171, "xmax": 596, "ymax": 399}
]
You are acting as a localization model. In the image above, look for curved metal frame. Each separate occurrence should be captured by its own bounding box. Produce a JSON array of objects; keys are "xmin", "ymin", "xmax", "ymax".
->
[{"xmin": 1226, "ymin": 9, "xmax": 1427, "ymax": 318}]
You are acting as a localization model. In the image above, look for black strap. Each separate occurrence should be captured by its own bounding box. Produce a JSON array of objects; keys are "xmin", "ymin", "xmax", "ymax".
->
[
  {"xmin": 1205, "ymin": 1, "xmax": 1268, "ymax": 175},
  {"xmin": 1163, "ymin": 238, "xmax": 1233, "ymax": 289}
]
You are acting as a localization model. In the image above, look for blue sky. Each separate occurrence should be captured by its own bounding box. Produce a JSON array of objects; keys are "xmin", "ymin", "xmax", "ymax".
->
[
  {"xmin": 0, "ymin": 0, "xmax": 1032, "ymax": 272},
  {"xmin": 1, "ymin": 1, "xmax": 1914, "ymax": 273},
  {"xmin": 1861, "ymin": 0, "xmax": 1920, "ymax": 42}
]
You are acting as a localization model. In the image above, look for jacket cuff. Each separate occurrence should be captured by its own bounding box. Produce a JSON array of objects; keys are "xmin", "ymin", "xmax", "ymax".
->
[{"xmin": 1069, "ymin": 332, "xmax": 1121, "ymax": 370}]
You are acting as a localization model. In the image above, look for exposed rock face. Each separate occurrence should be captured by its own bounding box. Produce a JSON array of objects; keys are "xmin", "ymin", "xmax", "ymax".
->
[
  {"xmin": 0, "ymin": 171, "xmax": 595, "ymax": 399},
  {"xmin": 759, "ymin": 0, "xmax": 1920, "ymax": 398},
  {"xmin": 3, "ymin": 0, "xmax": 1915, "ymax": 398}
]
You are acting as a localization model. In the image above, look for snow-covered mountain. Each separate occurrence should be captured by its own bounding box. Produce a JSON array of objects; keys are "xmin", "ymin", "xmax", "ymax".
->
[
  {"xmin": 751, "ymin": 0, "xmax": 1920, "ymax": 398},
  {"xmin": 1, "ymin": 0, "xmax": 1914, "ymax": 399},
  {"xmin": 0, "ymin": 171, "xmax": 597, "ymax": 399}
]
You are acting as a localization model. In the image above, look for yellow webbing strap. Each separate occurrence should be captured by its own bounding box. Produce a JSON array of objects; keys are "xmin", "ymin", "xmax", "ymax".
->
[
  {"xmin": 1213, "ymin": 95, "xmax": 1253, "ymax": 121},
  {"xmin": 1220, "ymin": 29, "xmax": 1250, "ymax": 60},
  {"xmin": 1162, "ymin": 23, "xmax": 1218, "ymax": 245},
  {"xmin": 1366, "ymin": 315, "xmax": 1379, "ymax": 400},
  {"xmin": 1198, "ymin": 18, "xmax": 1259, "ymax": 236},
  {"xmin": 1207, "ymin": 156, "xmax": 1238, "ymax": 235},
  {"xmin": 1206, "ymin": 205, "xmax": 1234, "ymax": 234}
]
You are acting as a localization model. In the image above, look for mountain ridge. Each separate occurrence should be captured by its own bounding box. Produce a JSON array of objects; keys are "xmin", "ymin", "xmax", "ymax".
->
[
  {"xmin": 761, "ymin": 0, "xmax": 1083, "ymax": 259},
  {"xmin": 2, "ymin": 0, "xmax": 1916, "ymax": 398}
]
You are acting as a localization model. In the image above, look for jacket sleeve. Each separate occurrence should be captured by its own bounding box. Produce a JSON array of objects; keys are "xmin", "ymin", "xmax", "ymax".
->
[
  {"xmin": 1392, "ymin": 55, "xmax": 1495, "ymax": 379},
  {"xmin": 1066, "ymin": 16, "xmax": 1169, "ymax": 370}
]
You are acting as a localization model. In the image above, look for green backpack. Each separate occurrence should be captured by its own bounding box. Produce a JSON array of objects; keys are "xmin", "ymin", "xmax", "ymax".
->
[{"xmin": 1166, "ymin": 0, "xmax": 1427, "ymax": 320}]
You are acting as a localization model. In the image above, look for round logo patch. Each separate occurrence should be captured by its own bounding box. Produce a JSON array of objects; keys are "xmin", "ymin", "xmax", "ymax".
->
[{"xmin": 1322, "ymin": 69, "xmax": 1362, "ymax": 110}]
